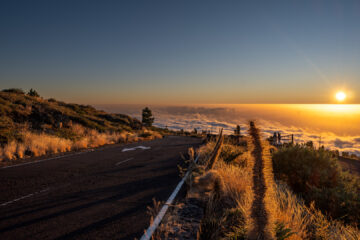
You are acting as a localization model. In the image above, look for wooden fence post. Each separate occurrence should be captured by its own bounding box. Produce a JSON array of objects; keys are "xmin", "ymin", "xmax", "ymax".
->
[{"xmin": 206, "ymin": 128, "xmax": 223, "ymax": 170}]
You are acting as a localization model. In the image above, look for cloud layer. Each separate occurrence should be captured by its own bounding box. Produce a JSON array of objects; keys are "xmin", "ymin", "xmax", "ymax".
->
[{"xmin": 97, "ymin": 104, "xmax": 360, "ymax": 156}]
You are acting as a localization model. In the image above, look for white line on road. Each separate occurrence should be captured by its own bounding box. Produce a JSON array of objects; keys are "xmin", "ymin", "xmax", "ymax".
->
[
  {"xmin": 140, "ymin": 154, "xmax": 200, "ymax": 240},
  {"xmin": 115, "ymin": 158, "xmax": 134, "ymax": 166},
  {"xmin": 122, "ymin": 146, "xmax": 151, "ymax": 152},
  {"xmin": 0, "ymin": 188, "xmax": 50, "ymax": 207},
  {"xmin": 1, "ymin": 150, "xmax": 94, "ymax": 169}
]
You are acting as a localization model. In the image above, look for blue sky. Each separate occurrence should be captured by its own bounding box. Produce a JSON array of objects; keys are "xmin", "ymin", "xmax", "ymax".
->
[{"xmin": 1, "ymin": 0, "xmax": 360, "ymax": 104}]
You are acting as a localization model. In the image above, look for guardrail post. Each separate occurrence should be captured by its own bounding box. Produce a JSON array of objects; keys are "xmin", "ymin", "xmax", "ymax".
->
[{"xmin": 206, "ymin": 129, "xmax": 223, "ymax": 170}]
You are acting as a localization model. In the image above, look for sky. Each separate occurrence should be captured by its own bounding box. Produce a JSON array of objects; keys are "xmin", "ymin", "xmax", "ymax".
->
[{"xmin": 1, "ymin": 0, "xmax": 360, "ymax": 104}]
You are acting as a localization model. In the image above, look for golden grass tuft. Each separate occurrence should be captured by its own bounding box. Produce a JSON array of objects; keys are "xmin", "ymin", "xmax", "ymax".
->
[
  {"xmin": 16, "ymin": 143, "xmax": 26, "ymax": 159},
  {"xmin": 71, "ymin": 124, "xmax": 86, "ymax": 135},
  {"xmin": 73, "ymin": 137, "xmax": 90, "ymax": 150},
  {"xmin": 197, "ymin": 141, "xmax": 217, "ymax": 165},
  {"xmin": 193, "ymin": 138, "xmax": 253, "ymax": 239},
  {"xmin": 274, "ymin": 182, "xmax": 360, "ymax": 240},
  {"xmin": 148, "ymin": 130, "xmax": 163, "ymax": 140},
  {"xmin": 215, "ymin": 161, "xmax": 253, "ymax": 216},
  {"xmin": 22, "ymin": 132, "xmax": 73, "ymax": 157},
  {"xmin": 126, "ymin": 132, "xmax": 139, "ymax": 142},
  {"xmin": 0, "ymin": 127, "xmax": 163, "ymax": 162},
  {"xmin": 0, "ymin": 129, "xmax": 141, "ymax": 161},
  {"xmin": 3, "ymin": 141, "xmax": 17, "ymax": 160}
]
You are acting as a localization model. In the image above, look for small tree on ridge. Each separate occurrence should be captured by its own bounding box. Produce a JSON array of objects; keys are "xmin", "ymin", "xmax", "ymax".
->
[
  {"xmin": 28, "ymin": 88, "xmax": 40, "ymax": 97},
  {"xmin": 142, "ymin": 107, "xmax": 154, "ymax": 127}
]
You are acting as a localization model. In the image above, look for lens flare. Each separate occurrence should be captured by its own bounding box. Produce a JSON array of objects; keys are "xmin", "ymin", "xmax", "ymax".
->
[{"xmin": 335, "ymin": 91, "xmax": 346, "ymax": 102}]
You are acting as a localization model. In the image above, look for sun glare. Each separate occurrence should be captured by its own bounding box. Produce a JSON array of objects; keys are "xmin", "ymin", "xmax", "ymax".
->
[{"xmin": 335, "ymin": 91, "xmax": 346, "ymax": 102}]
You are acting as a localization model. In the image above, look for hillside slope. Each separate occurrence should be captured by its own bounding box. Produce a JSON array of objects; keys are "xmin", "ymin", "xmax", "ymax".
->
[
  {"xmin": 0, "ymin": 89, "xmax": 141, "ymax": 144},
  {"xmin": 0, "ymin": 88, "xmax": 162, "ymax": 163}
]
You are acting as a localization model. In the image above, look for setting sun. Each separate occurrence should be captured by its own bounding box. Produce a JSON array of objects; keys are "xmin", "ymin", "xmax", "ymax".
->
[{"xmin": 335, "ymin": 91, "xmax": 346, "ymax": 102}]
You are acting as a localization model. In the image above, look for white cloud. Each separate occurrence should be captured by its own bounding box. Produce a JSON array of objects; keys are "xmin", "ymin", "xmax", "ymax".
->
[{"xmin": 97, "ymin": 104, "xmax": 360, "ymax": 156}]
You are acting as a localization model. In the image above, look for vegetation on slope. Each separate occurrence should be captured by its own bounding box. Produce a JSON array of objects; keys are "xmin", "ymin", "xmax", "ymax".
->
[
  {"xmin": 273, "ymin": 144, "xmax": 360, "ymax": 228},
  {"xmin": 180, "ymin": 124, "xmax": 359, "ymax": 240},
  {"xmin": 0, "ymin": 88, "xmax": 162, "ymax": 162}
]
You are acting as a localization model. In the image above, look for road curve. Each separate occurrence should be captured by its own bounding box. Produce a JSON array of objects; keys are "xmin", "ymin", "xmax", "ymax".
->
[{"xmin": 0, "ymin": 136, "xmax": 202, "ymax": 240}]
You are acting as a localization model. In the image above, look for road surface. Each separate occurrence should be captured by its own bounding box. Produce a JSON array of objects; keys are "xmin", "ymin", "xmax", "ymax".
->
[{"xmin": 0, "ymin": 136, "xmax": 202, "ymax": 240}]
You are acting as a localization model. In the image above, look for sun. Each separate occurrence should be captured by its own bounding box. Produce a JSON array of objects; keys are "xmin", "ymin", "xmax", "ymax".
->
[{"xmin": 335, "ymin": 91, "xmax": 346, "ymax": 102}]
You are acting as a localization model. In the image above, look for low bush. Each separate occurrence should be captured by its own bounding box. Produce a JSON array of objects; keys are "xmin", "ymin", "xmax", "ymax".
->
[
  {"xmin": 273, "ymin": 145, "xmax": 360, "ymax": 227},
  {"xmin": 273, "ymin": 145, "xmax": 340, "ymax": 192},
  {"xmin": 27, "ymin": 88, "xmax": 40, "ymax": 97},
  {"xmin": 220, "ymin": 144, "xmax": 243, "ymax": 164}
]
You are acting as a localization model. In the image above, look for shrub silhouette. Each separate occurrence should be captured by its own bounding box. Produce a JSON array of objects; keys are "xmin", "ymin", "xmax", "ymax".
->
[
  {"xmin": 273, "ymin": 145, "xmax": 339, "ymax": 192},
  {"xmin": 28, "ymin": 88, "xmax": 40, "ymax": 97},
  {"xmin": 142, "ymin": 107, "xmax": 154, "ymax": 127}
]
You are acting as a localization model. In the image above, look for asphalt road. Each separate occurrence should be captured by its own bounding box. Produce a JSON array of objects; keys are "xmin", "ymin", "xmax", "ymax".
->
[{"xmin": 0, "ymin": 136, "xmax": 202, "ymax": 240}]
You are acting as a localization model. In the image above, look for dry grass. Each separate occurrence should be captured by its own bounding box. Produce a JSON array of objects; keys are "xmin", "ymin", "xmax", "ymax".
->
[
  {"xmin": 193, "ymin": 132, "xmax": 360, "ymax": 240},
  {"xmin": 147, "ymin": 198, "xmax": 163, "ymax": 226},
  {"xmin": 22, "ymin": 132, "xmax": 73, "ymax": 157},
  {"xmin": 194, "ymin": 160, "xmax": 252, "ymax": 239},
  {"xmin": 3, "ymin": 141, "xmax": 17, "ymax": 160},
  {"xmin": 71, "ymin": 123, "xmax": 86, "ymax": 135},
  {"xmin": 274, "ymin": 183, "xmax": 311, "ymax": 240},
  {"xmin": 146, "ymin": 130, "xmax": 163, "ymax": 140},
  {"xmin": 191, "ymin": 138, "xmax": 252, "ymax": 239},
  {"xmin": 0, "ymin": 126, "xmax": 162, "ymax": 161},
  {"xmin": 275, "ymin": 182, "xmax": 360, "ymax": 240},
  {"xmin": 198, "ymin": 141, "xmax": 217, "ymax": 164}
]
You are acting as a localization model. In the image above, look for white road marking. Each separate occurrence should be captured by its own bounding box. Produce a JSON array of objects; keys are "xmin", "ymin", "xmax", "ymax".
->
[
  {"xmin": 115, "ymin": 158, "xmax": 134, "ymax": 166},
  {"xmin": 1, "ymin": 150, "xmax": 94, "ymax": 169},
  {"xmin": 121, "ymin": 146, "xmax": 151, "ymax": 152},
  {"xmin": 140, "ymin": 154, "xmax": 200, "ymax": 240},
  {"xmin": 0, "ymin": 188, "xmax": 50, "ymax": 207}
]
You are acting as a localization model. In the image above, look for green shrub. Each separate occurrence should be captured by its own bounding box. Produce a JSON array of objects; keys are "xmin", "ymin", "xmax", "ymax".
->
[
  {"xmin": 273, "ymin": 145, "xmax": 360, "ymax": 226},
  {"xmin": 27, "ymin": 88, "xmax": 40, "ymax": 97},
  {"xmin": 310, "ymin": 171, "xmax": 360, "ymax": 224},
  {"xmin": 274, "ymin": 222, "xmax": 294, "ymax": 240},
  {"xmin": 273, "ymin": 145, "xmax": 339, "ymax": 192},
  {"xmin": 220, "ymin": 144, "xmax": 243, "ymax": 164}
]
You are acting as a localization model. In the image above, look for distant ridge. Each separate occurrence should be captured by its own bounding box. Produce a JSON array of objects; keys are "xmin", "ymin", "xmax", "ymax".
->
[{"xmin": 0, "ymin": 88, "xmax": 142, "ymax": 144}]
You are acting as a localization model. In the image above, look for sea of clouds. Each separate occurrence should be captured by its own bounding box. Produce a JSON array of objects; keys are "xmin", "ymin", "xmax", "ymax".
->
[{"xmin": 97, "ymin": 104, "xmax": 360, "ymax": 156}]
